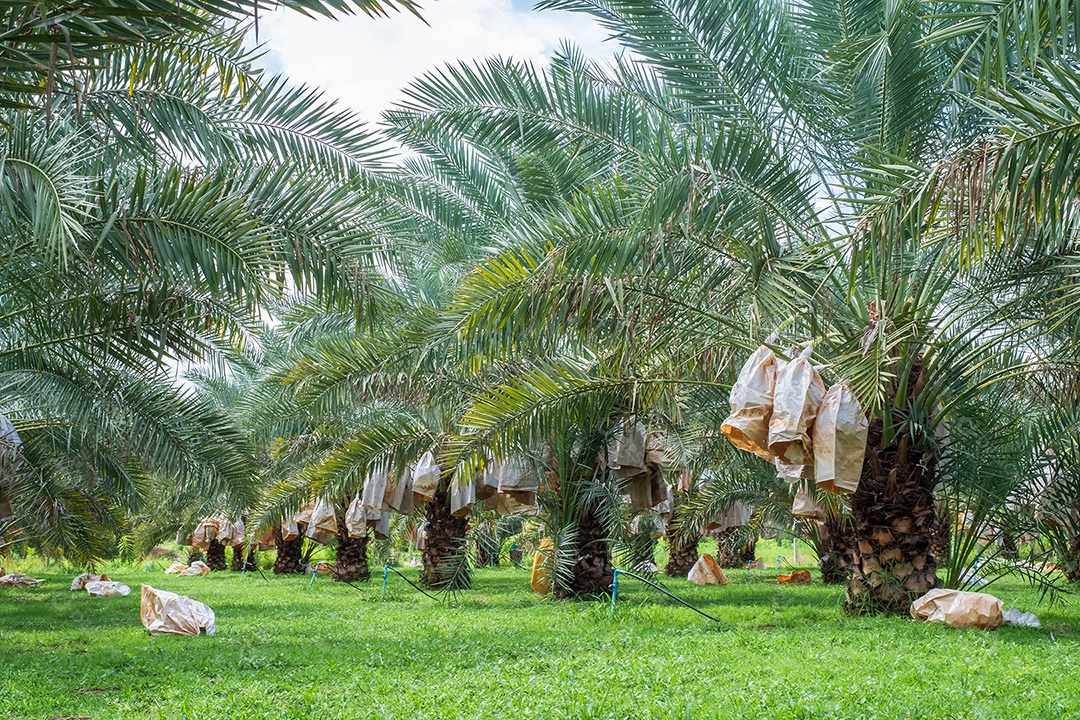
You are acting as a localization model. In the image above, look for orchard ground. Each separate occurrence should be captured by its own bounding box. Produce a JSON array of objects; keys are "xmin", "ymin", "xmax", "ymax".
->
[{"xmin": 1, "ymin": 544, "xmax": 1077, "ymax": 720}]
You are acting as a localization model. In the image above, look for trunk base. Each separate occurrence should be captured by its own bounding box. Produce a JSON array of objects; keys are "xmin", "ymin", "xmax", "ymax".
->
[
  {"xmin": 334, "ymin": 513, "xmax": 371, "ymax": 583},
  {"xmin": 273, "ymin": 526, "xmax": 304, "ymax": 574},
  {"xmin": 206, "ymin": 540, "xmax": 227, "ymax": 571},
  {"xmin": 420, "ymin": 487, "xmax": 470, "ymax": 590},
  {"xmin": 554, "ymin": 504, "xmax": 613, "ymax": 598}
]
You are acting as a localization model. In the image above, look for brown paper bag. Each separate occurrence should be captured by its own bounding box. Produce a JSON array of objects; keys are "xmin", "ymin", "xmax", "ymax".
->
[
  {"xmin": 721, "ymin": 346, "xmax": 778, "ymax": 458},
  {"xmin": 910, "ymin": 589, "xmax": 1003, "ymax": 630},
  {"xmin": 495, "ymin": 456, "xmax": 539, "ymax": 493},
  {"xmin": 280, "ymin": 517, "xmax": 300, "ymax": 542},
  {"xmin": 141, "ymin": 585, "xmax": 216, "ymax": 636},
  {"xmin": 412, "ymin": 451, "xmax": 440, "ymax": 502},
  {"xmin": 768, "ymin": 347, "xmax": 825, "ymax": 465},
  {"xmin": 190, "ymin": 518, "xmax": 219, "ymax": 550},
  {"xmin": 687, "ymin": 554, "xmax": 727, "ymax": 585},
  {"xmin": 362, "ymin": 467, "xmax": 388, "ymax": 511},
  {"xmin": 608, "ymin": 421, "xmax": 647, "ymax": 478},
  {"xmin": 814, "ymin": 381, "xmax": 869, "ymax": 495},
  {"xmin": 450, "ymin": 478, "xmax": 475, "ymax": 518},
  {"xmin": 475, "ymin": 464, "xmax": 500, "ymax": 500},
  {"xmin": 344, "ymin": 495, "xmax": 367, "ymax": 538},
  {"xmin": 372, "ymin": 511, "xmax": 390, "ymax": 540},
  {"xmin": 792, "ymin": 486, "xmax": 826, "ymax": 521},
  {"xmin": 293, "ymin": 503, "xmax": 313, "ymax": 528},
  {"xmin": 385, "ymin": 468, "xmax": 416, "ymax": 515},
  {"xmin": 307, "ymin": 498, "xmax": 337, "ymax": 537}
]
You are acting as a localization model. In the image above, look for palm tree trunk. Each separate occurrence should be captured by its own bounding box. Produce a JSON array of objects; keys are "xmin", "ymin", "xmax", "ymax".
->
[
  {"xmin": 186, "ymin": 548, "xmax": 202, "ymax": 565},
  {"xmin": 420, "ymin": 485, "xmax": 470, "ymax": 589},
  {"xmin": 554, "ymin": 502, "xmax": 613, "ymax": 598},
  {"xmin": 205, "ymin": 540, "xmax": 227, "ymax": 571},
  {"xmin": 715, "ymin": 528, "xmax": 756, "ymax": 568},
  {"xmin": 664, "ymin": 528, "xmax": 700, "ymax": 577},
  {"xmin": 846, "ymin": 418, "xmax": 941, "ymax": 613},
  {"xmin": 229, "ymin": 545, "xmax": 244, "ymax": 571},
  {"xmin": 334, "ymin": 511, "xmax": 370, "ymax": 583},
  {"xmin": 272, "ymin": 526, "xmax": 304, "ymax": 574}
]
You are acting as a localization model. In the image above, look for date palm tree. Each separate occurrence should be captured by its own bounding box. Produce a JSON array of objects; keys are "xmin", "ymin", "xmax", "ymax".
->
[{"xmin": 391, "ymin": 0, "xmax": 1080, "ymax": 612}]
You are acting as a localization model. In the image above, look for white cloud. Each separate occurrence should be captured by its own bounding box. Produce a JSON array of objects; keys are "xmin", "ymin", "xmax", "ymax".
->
[{"xmin": 254, "ymin": 0, "xmax": 615, "ymax": 124}]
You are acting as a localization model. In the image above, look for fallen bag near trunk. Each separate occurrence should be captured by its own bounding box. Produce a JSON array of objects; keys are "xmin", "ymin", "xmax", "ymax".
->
[
  {"xmin": 687, "ymin": 554, "xmax": 727, "ymax": 585},
  {"xmin": 141, "ymin": 585, "xmax": 216, "ymax": 636},
  {"xmin": 86, "ymin": 580, "xmax": 131, "ymax": 597},
  {"xmin": 0, "ymin": 573, "xmax": 43, "ymax": 588},
  {"xmin": 183, "ymin": 561, "xmax": 211, "ymax": 576},
  {"xmin": 768, "ymin": 346, "xmax": 825, "ymax": 465},
  {"xmin": 411, "ymin": 451, "xmax": 441, "ymax": 502},
  {"xmin": 722, "ymin": 346, "xmax": 778, "ymax": 458},
  {"xmin": 910, "ymin": 588, "xmax": 1003, "ymax": 630},
  {"xmin": 813, "ymin": 381, "xmax": 869, "ymax": 495},
  {"xmin": 164, "ymin": 563, "xmax": 188, "ymax": 575},
  {"xmin": 777, "ymin": 569, "xmax": 812, "ymax": 584},
  {"xmin": 71, "ymin": 573, "xmax": 108, "ymax": 591}
]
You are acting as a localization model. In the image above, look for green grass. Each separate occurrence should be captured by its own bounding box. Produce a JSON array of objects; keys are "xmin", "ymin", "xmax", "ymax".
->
[{"xmin": 1, "ymin": 559, "xmax": 1077, "ymax": 720}]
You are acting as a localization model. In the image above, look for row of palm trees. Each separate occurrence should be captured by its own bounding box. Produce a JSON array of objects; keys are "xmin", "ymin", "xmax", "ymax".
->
[{"xmin": 3, "ymin": 0, "xmax": 1080, "ymax": 613}]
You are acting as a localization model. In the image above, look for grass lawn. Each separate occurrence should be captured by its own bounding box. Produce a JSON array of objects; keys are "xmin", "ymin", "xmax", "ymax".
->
[{"xmin": 1, "ymin": 558, "xmax": 1077, "ymax": 720}]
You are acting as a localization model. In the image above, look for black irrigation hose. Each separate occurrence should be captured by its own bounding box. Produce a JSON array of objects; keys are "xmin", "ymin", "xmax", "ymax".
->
[
  {"xmin": 384, "ymin": 564, "xmax": 440, "ymax": 602},
  {"xmin": 613, "ymin": 570, "xmax": 724, "ymax": 624}
]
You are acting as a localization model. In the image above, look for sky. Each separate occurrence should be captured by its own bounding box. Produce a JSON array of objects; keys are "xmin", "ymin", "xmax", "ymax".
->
[{"xmin": 254, "ymin": 0, "xmax": 616, "ymax": 124}]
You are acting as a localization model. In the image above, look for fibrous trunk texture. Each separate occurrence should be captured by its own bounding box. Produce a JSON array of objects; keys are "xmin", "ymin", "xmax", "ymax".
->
[
  {"xmin": 334, "ymin": 512, "xmax": 370, "ymax": 583},
  {"xmin": 715, "ymin": 528, "xmax": 756, "ymax": 568},
  {"xmin": 273, "ymin": 526, "xmax": 304, "ymax": 574},
  {"xmin": 1066, "ymin": 536, "xmax": 1080, "ymax": 582},
  {"xmin": 229, "ymin": 545, "xmax": 245, "ymax": 572},
  {"xmin": 186, "ymin": 549, "xmax": 203, "ymax": 565},
  {"xmin": 554, "ymin": 503, "xmax": 613, "ymax": 598},
  {"xmin": 664, "ymin": 529, "xmax": 700, "ymax": 577},
  {"xmin": 420, "ymin": 486, "xmax": 470, "ymax": 590},
  {"xmin": 846, "ymin": 414, "xmax": 941, "ymax": 614},
  {"xmin": 205, "ymin": 540, "xmax": 227, "ymax": 571}
]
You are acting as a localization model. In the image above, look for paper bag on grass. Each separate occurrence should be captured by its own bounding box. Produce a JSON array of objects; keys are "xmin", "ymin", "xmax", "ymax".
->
[
  {"xmin": 777, "ymin": 569, "xmax": 812, "ymax": 584},
  {"xmin": 141, "ymin": 585, "xmax": 215, "ymax": 636},
  {"xmin": 0, "ymin": 573, "xmax": 43, "ymax": 588},
  {"xmin": 813, "ymin": 381, "xmax": 869, "ymax": 495},
  {"xmin": 768, "ymin": 347, "xmax": 825, "ymax": 465},
  {"xmin": 71, "ymin": 573, "xmax": 106, "ymax": 591},
  {"xmin": 86, "ymin": 580, "xmax": 131, "ymax": 597},
  {"xmin": 721, "ymin": 346, "xmax": 778, "ymax": 458},
  {"xmin": 164, "ymin": 563, "xmax": 188, "ymax": 575},
  {"xmin": 687, "ymin": 554, "xmax": 727, "ymax": 585},
  {"xmin": 910, "ymin": 588, "xmax": 1003, "ymax": 630},
  {"xmin": 183, "ymin": 561, "xmax": 211, "ymax": 576}
]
